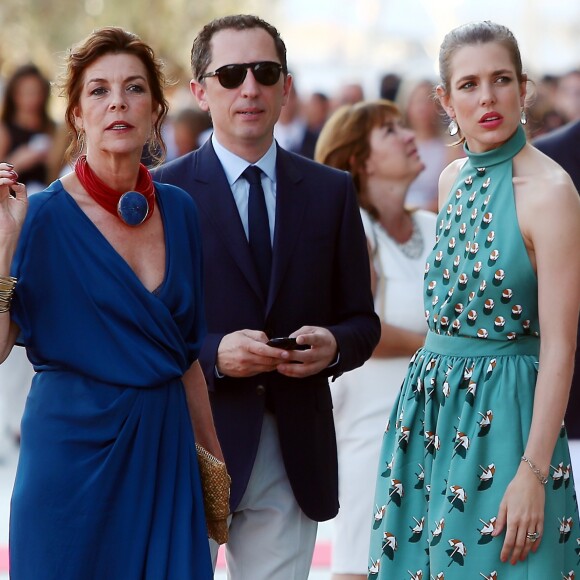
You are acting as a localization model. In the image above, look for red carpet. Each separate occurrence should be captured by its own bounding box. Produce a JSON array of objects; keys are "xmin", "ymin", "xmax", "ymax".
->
[{"xmin": 0, "ymin": 542, "xmax": 331, "ymax": 572}]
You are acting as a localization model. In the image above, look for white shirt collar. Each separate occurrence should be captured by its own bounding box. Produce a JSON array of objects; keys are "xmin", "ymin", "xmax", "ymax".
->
[{"xmin": 211, "ymin": 133, "xmax": 277, "ymax": 186}]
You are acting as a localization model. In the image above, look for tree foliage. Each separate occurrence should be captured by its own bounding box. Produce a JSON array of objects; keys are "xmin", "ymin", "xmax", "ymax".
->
[{"xmin": 0, "ymin": 0, "xmax": 277, "ymax": 81}]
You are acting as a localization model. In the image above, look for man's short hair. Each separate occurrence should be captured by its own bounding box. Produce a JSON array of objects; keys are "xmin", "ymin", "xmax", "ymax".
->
[{"xmin": 190, "ymin": 14, "xmax": 288, "ymax": 82}]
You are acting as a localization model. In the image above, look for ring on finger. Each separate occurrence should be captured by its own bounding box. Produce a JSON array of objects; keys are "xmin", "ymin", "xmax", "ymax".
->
[{"xmin": 526, "ymin": 531, "xmax": 540, "ymax": 542}]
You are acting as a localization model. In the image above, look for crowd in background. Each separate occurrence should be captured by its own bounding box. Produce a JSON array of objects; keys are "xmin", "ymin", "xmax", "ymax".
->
[
  {"xmin": 0, "ymin": 61, "xmax": 578, "ymax": 209},
  {"xmin": 0, "ymin": 54, "xmax": 578, "ymax": 454},
  {"xmin": 0, "ymin": 17, "xmax": 578, "ymax": 579},
  {"xmin": 0, "ymin": 49, "xmax": 579, "ymax": 479}
]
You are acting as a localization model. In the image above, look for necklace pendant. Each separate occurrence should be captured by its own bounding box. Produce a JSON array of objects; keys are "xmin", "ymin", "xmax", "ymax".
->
[{"xmin": 117, "ymin": 191, "xmax": 149, "ymax": 226}]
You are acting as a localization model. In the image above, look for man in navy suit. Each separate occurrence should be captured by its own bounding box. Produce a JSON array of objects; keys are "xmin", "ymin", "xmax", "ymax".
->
[
  {"xmin": 153, "ymin": 14, "xmax": 380, "ymax": 579},
  {"xmin": 534, "ymin": 121, "xmax": 580, "ymax": 440}
]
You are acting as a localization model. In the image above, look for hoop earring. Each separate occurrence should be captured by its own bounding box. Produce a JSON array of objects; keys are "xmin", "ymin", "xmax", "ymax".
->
[
  {"xmin": 448, "ymin": 119, "xmax": 459, "ymax": 136},
  {"xmin": 520, "ymin": 108, "xmax": 527, "ymax": 126},
  {"xmin": 76, "ymin": 130, "xmax": 86, "ymax": 157}
]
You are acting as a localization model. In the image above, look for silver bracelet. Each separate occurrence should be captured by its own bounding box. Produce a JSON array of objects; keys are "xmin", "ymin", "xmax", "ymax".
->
[{"xmin": 521, "ymin": 455, "xmax": 548, "ymax": 485}]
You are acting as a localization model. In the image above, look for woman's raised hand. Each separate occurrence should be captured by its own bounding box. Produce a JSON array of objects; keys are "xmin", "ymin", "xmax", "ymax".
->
[{"xmin": 0, "ymin": 163, "xmax": 28, "ymax": 242}]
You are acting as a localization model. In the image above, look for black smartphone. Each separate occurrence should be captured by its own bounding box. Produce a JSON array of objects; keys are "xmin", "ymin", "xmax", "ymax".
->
[{"xmin": 267, "ymin": 337, "xmax": 311, "ymax": 351}]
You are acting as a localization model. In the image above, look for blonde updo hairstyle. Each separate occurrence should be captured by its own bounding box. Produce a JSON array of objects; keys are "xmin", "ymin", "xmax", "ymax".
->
[{"xmin": 437, "ymin": 21, "xmax": 527, "ymax": 144}]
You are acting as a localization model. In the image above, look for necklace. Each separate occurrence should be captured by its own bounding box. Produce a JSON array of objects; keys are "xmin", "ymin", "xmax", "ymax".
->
[
  {"xmin": 74, "ymin": 155, "xmax": 155, "ymax": 227},
  {"xmin": 395, "ymin": 213, "xmax": 424, "ymax": 260}
]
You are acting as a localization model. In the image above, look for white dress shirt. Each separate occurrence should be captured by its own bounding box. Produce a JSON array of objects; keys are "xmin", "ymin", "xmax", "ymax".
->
[{"xmin": 211, "ymin": 134, "xmax": 277, "ymax": 244}]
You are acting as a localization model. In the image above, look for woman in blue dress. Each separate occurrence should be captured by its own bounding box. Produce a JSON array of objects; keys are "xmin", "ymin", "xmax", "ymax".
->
[
  {"xmin": 0, "ymin": 27, "xmax": 221, "ymax": 579},
  {"xmin": 369, "ymin": 21, "xmax": 580, "ymax": 578}
]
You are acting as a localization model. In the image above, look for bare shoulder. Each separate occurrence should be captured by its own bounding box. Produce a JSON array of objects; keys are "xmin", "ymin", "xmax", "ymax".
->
[
  {"xmin": 438, "ymin": 157, "xmax": 467, "ymax": 208},
  {"xmin": 513, "ymin": 145, "xmax": 580, "ymax": 252},
  {"xmin": 513, "ymin": 144, "xmax": 579, "ymax": 210}
]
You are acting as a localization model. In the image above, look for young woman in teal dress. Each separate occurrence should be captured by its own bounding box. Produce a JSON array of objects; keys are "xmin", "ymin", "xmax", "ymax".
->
[
  {"xmin": 0, "ymin": 28, "xmax": 223, "ymax": 579},
  {"xmin": 368, "ymin": 21, "xmax": 580, "ymax": 579}
]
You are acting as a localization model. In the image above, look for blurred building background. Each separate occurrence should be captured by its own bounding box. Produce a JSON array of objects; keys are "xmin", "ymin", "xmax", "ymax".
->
[
  {"xmin": 1, "ymin": 0, "xmax": 578, "ymax": 104},
  {"xmin": 278, "ymin": 0, "xmax": 579, "ymax": 98}
]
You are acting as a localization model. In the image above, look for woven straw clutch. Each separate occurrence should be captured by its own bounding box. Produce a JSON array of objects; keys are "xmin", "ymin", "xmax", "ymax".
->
[{"xmin": 196, "ymin": 443, "xmax": 231, "ymax": 545}]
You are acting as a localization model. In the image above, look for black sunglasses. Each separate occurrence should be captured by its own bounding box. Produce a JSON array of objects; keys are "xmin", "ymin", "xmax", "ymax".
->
[{"xmin": 200, "ymin": 61, "xmax": 284, "ymax": 89}]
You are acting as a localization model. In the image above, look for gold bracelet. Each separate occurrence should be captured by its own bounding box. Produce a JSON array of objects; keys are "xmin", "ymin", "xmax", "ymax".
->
[
  {"xmin": 0, "ymin": 276, "xmax": 17, "ymax": 289},
  {"xmin": 0, "ymin": 276, "xmax": 17, "ymax": 313},
  {"xmin": 521, "ymin": 455, "xmax": 548, "ymax": 485}
]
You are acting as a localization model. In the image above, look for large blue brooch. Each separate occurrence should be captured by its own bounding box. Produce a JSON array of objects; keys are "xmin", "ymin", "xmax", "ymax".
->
[{"xmin": 117, "ymin": 191, "xmax": 150, "ymax": 227}]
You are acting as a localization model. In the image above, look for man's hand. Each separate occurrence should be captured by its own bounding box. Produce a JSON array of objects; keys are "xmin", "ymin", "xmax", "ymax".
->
[
  {"xmin": 216, "ymin": 330, "xmax": 289, "ymax": 378},
  {"xmin": 276, "ymin": 326, "xmax": 338, "ymax": 378}
]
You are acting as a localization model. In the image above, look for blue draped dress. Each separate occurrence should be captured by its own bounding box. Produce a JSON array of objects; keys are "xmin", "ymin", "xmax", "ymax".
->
[{"xmin": 8, "ymin": 180, "xmax": 213, "ymax": 579}]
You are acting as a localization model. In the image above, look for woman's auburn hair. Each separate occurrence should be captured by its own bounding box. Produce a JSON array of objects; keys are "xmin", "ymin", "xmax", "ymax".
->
[
  {"xmin": 314, "ymin": 99, "xmax": 400, "ymax": 214},
  {"xmin": 57, "ymin": 26, "xmax": 169, "ymax": 165}
]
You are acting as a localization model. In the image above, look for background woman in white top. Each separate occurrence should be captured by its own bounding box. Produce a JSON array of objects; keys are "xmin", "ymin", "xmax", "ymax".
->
[{"xmin": 315, "ymin": 99, "xmax": 436, "ymax": 580}]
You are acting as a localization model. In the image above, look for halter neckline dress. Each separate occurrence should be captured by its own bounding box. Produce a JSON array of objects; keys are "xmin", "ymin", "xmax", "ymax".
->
[{"xmin": 368, "ymin": 125, "xmax": 579, "ymax": 579}]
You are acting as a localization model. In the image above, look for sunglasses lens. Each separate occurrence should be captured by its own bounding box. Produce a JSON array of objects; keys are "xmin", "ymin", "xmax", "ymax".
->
[
  {"xmin": 213, "ymin": 62, "xmax": 283, "ymax": 89},
  {"xmin": 218, "ymin": 65, "xmax": 247, "ymax": 89},
  {"xmin": 253, "ymin": 63, "xmax": 282, "ymax": 86}
]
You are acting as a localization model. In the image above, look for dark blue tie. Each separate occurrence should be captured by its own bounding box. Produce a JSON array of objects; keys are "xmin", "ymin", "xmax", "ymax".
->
[{"xmin": 243, "ymin": 165, "xmax": 272, "ymax": 296}]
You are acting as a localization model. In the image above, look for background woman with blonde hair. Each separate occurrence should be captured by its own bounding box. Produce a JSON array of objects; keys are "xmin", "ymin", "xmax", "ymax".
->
[
  {"xmin": 315, "ymin": 99, "xmax": 436, "ymax": 580},
  {"xmin": 397, "ymin": 78, "xmax": 460, "ymax": 212}
]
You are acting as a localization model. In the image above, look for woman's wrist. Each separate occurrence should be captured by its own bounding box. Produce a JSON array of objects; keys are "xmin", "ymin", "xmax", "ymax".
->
[
  {"xmin": 520, "ymin": 455, "xmax": 549, "ymax": 485},
  {"xmin": 0, "ymin": 237, "xmax": 19, "ymax": 264},
  {"xmin": 0, "ymin": 275, "xmax": 17, "ymax": 313}
]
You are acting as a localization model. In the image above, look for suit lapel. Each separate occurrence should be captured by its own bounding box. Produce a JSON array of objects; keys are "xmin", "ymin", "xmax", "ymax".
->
[
  {"xmin": 193, "ymin": 142, "xmax": 264, "ymax": 300},
  {"xmin": 267, "ymin": 147, "xmax": 309, "ymax": 312}
]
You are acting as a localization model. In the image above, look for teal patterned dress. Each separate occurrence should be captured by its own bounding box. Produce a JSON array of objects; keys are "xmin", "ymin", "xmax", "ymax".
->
[{"xmin": 368, "ymin": 126, "xmax": 579, "ymax": 579}]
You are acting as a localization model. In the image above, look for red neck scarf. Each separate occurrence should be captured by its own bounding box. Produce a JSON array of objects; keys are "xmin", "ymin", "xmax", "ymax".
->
[{"xmin": 74, "ymin": 155, "xmax": 155, "ymax": 226}]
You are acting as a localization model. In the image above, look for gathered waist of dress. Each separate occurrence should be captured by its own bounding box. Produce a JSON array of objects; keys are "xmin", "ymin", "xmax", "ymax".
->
[
  {"xmin": 424, "ymin": 331, "xmax": 540, "ymax": 357},
  {"xmin": 33, "ymin": 367, "xmax": 184, "ymax": 390}
]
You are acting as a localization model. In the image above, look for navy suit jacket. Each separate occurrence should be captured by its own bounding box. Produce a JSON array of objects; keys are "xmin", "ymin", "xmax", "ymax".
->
[
  {"xmin": 153, "ymin": 140, "xmax": 380, "ymax": 521},
  {"xmin": 534, "ymin": 121, "xmax": 580, "ymax": 438}
]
